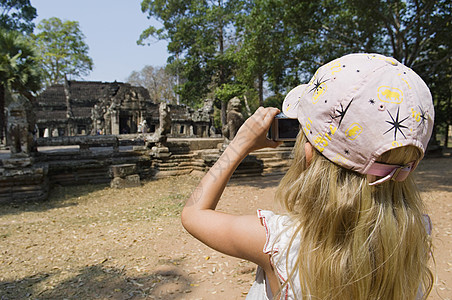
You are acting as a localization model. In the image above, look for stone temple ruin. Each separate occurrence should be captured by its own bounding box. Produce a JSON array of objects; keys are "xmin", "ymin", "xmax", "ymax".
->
[
  {"xmin": 35, "ymin": 80, "xmax": 215, "ymax": 138},
  {"xmin": 0, "ymin": 83, "xmax": 294, "ymax": 203}
]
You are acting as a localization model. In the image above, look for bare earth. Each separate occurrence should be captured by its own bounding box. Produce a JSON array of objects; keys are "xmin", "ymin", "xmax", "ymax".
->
[{"xmin": 0, "ymin": 154, "xmax": 451, "ymax": 300}]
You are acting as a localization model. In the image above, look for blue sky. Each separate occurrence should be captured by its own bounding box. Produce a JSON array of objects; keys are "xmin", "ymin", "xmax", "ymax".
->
[{"xmin": 30, "ymin": 0, "xmax": 169, "ymax": 82}]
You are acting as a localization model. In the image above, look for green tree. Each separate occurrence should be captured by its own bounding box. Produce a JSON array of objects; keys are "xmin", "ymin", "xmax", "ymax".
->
[
  {"xmin": 279, "ymin": 0, "xmax": 451, "ymax": 140},
  {"xmin": 139, "ymin": 0, "xmax": 243, "ymax": 124},
  {"xmin": 0, "ymin": 28, "xmax": 41, "ymax": 141},
  {"xmin": 33, "ymin": 17, "xmax": 93, "ymax": 86},
  {"xmin": 340, "ymin": 0, "xmax": 451, "ymax": 143},
  {"xmin": 0, "ymin": 0, "xmax": 36, "ymax": 33},
  {"xmin": 236, "ymin": 0, "xmax": 281, "ymax": 106},
  {"xmin": 413, "ymin": 0, "xmax": 452, "ymax": 146},
  {"xmin": 274, "ymin": 0, "xmax": 383, "ymax": 88},
  {"xmin": 138, "ymin": 0, "xmax": 450, "ymax": 136}
]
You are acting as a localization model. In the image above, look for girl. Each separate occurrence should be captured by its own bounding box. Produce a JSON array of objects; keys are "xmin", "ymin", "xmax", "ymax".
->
[{"xmin": 181, "ymin": 53, "xmax": 434, "ymax": 299}]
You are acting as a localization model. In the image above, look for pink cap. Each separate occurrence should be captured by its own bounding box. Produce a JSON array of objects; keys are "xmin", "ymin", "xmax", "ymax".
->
[{"xmin": 283, "ymin": 53, "xmax": 434, "ymax": 184}]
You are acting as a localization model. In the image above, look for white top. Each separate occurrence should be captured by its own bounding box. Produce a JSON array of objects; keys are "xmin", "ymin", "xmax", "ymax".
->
[{"xmin": 247, "ymin": 210, "xmax": 300, "ymax": 300}]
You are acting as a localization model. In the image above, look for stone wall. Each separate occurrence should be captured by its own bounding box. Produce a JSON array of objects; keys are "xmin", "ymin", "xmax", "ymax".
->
[
  {"xmin": 0, "ymin": 137, "xmax": 294, "ymax": 203},
  {"xmin": 0, "ymin": 157, "xmax": 48, "ymax": 203}
]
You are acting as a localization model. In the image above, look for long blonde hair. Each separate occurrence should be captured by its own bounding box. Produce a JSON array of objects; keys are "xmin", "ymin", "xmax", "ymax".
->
[{"xmin": 275, "ymin": 133, "xmax": 433, "ymax": 299}]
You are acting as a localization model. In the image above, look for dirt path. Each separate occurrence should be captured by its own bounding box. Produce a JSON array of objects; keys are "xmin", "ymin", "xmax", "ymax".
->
[{"xmin": 0, "ymin": 155, "xmax": 451, "ymax": 299}]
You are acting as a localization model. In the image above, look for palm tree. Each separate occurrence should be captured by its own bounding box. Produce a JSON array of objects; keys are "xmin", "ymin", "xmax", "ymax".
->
[{"xmin": 0, "ymin": 29, "xmax": 41, "ymax": 142}]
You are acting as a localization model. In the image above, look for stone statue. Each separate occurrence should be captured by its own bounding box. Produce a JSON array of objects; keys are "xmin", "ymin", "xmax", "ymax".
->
[
  {"xmin": 222, "ymin": 97, "xmax": 244, "ymax": 141},
  {"xmin": 103, "ymin": 101, "xmax": 116, "ymax": 135},
  {"xmin": 158, "ymin": 102, "xmax": 171, "ymax": 136},
  {"xmin": 146, "ymin": 102, "xmax": 172, "ymax": 146},
  {"xmin": 145, "ymin": 102, "xmax": 172, "ymax": 157},
  {"xmin": 7, "ymin": 94, "xmax": 36, "ymax": 157},
  {"xmin": 91, "ymin": 104, "xmax": 102, "ymax": 134}
]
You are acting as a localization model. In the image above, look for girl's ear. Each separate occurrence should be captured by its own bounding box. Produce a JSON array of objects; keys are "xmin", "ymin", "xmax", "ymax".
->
[{"xmin": 305, "ymin": 142, "xmax": 313, "ymax": 167}]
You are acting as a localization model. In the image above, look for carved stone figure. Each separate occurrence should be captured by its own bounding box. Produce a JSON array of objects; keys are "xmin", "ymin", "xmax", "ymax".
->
[
  {"xmin": 159, "ymin": 103, "xmax": 171, "ymax": 136},
  {"xmin": 7, "ymin": 94, "xmax": 36, "ymax": 157},
  {"xmin": 146, "ymin": 102, "xmax": 172, "ymax": 146},
  {"xmin": 91, "ymin": 104, "xmax": 102, "ymax": 134},
  {"xmin": 222, "ymin": 97, "xmax": 244, "ymax": 141},
  {"xmin": 144, "ymin": 102, "xmax": 172, "ymax": 157},
  {"xmin": 103, "ymin": 101, "xmax": 117, "ymax": 135}
]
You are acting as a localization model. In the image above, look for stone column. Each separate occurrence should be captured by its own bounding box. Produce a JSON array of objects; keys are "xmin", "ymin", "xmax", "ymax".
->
[
  {"xmin": 111, "ymin": 110, "xmax": 120, "ymax": 135},
  {"xmin": 63, "ymin": 77, "xmax": 75, "ymax": 136}
]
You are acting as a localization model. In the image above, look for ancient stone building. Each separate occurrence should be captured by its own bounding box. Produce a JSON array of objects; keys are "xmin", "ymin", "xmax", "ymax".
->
[{"xmin": 35, "ymin": 80, "xmax": 214, "ymax": 138}]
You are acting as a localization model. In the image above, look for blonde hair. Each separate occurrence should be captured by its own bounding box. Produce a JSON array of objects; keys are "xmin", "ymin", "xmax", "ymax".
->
[{"xmin": 275, "ymin": 133, "xmax": 433, "ymax": 299}]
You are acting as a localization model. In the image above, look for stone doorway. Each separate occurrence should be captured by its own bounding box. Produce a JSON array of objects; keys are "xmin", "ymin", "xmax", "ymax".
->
[{"xmin": 119, "ymin": 114, "xmax": 132, "ymax": 134}]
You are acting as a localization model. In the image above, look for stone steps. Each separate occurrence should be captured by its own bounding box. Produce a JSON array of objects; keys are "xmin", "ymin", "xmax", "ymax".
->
[{"xmin": 251, "ymin": 147, "xmax": 293, "ymax": 176}]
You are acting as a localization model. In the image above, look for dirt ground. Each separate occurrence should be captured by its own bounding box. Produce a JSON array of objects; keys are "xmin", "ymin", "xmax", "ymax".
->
[{"xmin": 0, "ymin": 154, "xmax": 451, "ymax": 300}]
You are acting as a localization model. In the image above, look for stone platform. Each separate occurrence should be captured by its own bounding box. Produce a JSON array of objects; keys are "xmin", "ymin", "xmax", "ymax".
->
[{"xmin": 0, "ymin": 137, "xmax": 293, "ymax": 203}]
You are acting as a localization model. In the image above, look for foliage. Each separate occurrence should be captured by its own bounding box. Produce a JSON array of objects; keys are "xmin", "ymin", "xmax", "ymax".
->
[
  {"xmin": 139, "ymin": 0, "xmax": 451, "ymax": 136},
  {"xmin": 33, "ymin": 17, "xmax": 93, "ymax": 86},
  {"xmin": 0, "ymin": 28, "xmax": 41, "ymax": 139},
  {"xmin": 414, "ymin": 0, "xmax": 452, "ymax": 145},
  {"xmin": 263, "ymin": 93, "xmax": 283, "ymax": 109},
  {"xmin": 139, "ymin": 0, "xmax": 243, "ymax": 123},
  {"xmin": 126, "ymin": 65, "xmax": 177, "ymax": 104},
  {"xmin": 235, "ymin": 0, "xmax": 284, "ymax": 105},
  {"xmin": 0, "ymin": 0, "xmax": 36, "ymax": 33},
  {"xmin": 0, "ymin": 28, "xmax": 41, "ymax": 94},
  {"xmin": 214, "ymin": 82, "xmax": 245, "ymax": 107},
  {"xmin": 213, "ymin": 81, "xmax": 246, "ymax": 127},
  {"xmin": 212, "ymin": 106, "xmax": 222, "ymax": 131}
]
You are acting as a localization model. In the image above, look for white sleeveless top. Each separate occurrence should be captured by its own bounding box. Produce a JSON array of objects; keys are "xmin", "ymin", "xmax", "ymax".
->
[
  {"xmin": 246, "ymin": 210, "xmax": 432, "ymax": 300},
  {"xmin": 247, "ymin": 210, "xmax": 300, "ymax": 300}
]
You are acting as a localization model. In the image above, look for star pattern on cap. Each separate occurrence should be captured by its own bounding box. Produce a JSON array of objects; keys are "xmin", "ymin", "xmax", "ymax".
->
[
  {"xmin": 287, "ymin": 101, "xmax": 300, "ymax": 113},
  {"xmin": 384, "ymin": 107, "xmax": 409, "ymax": 140},
  {"xmin": 309, "ymin": 75, "xmax": 329, "ymax": 94},
  {"xmin": 418, "ymin": 106, "xmax": 428, "ymax": 128},
  {"xmin": 331, "ymin": 98, "xmax": 354, "ymax": 128}
]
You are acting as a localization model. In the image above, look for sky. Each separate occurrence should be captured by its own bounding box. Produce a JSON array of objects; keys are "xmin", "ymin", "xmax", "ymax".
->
[{"xmin": 30, "ymin": 0, "xmax": 169, "ymax": 82}]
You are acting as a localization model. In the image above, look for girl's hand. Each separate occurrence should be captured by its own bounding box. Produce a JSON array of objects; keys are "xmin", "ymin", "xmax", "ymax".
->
[{"xmin": 230, "ymin": 107, "xmax": 282, "ymax": 155}]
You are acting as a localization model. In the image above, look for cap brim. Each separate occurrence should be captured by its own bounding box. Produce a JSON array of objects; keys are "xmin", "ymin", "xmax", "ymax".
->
[{"xmin": 282, "ymin": 84, "xmax": 308, "ymax": 118}]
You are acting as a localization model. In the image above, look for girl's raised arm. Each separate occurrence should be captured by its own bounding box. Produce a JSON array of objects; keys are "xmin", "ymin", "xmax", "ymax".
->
[{"xmin": 181, "ymin": 107, "xmax": 281, "ymax": 266}]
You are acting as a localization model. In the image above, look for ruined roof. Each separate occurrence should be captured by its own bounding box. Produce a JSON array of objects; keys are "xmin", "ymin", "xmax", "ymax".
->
[
  {"xmin": 36, "ymin": 81, "xmax": 153, "ymax": 122},
  {"xmin": 37, "ymin": 81, "xmax": 152, "ymax": 105}
]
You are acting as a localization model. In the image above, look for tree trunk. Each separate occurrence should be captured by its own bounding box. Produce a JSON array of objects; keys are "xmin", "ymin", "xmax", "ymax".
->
[
  {"xmin": 219, "ymin": 28, "xmax": 227, "ymax": 127},
  {"xmin": 0, "ymin": 85, "xmax": 5, "ymax": 142},
  {"xmin": 445, "ymin": 124, "xmax": 450, "ymax": 148},
  {"xmin": 243, "ymin": 95, "xmax": 251, "ymax": 116},
  {"xmin": 221, "ymin": 100, "xmax": 227, "ymax": 128},
  {"xmin": 258, "ymin": 74, "xmax": 264, "ymax": 107},
  {"xmin": 446, "ymin": 91, "xmax": 452, "ymax": 148},
  {"xmin": 217, "ymin": 0, "xmax": 227, "ymax": 127}
]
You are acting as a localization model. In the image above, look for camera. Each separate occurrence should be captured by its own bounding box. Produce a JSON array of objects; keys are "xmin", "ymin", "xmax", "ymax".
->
[{"xmin": 268, "ymin": 113, "xmax": 300, "ymax": 141}]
